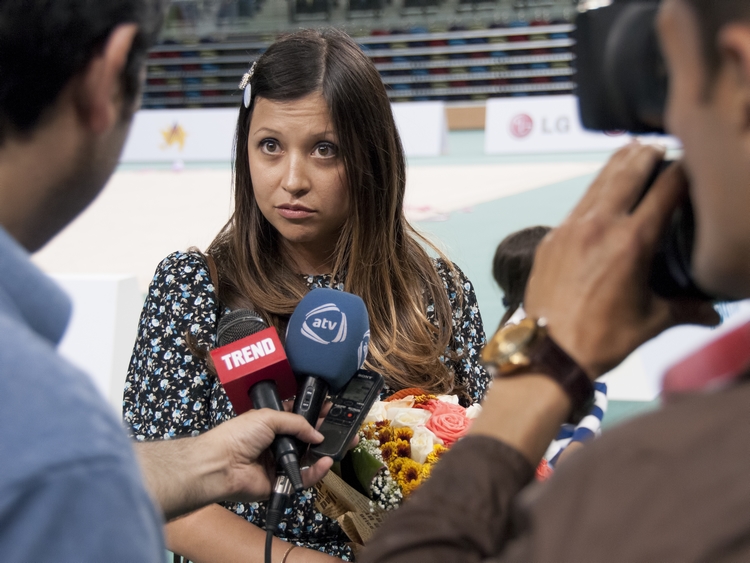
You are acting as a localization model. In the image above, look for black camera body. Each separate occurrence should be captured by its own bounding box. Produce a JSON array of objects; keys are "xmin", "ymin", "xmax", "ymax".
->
[{"xmin": 575, "ymin": 0, "xmax": 713, "ymax": 301}]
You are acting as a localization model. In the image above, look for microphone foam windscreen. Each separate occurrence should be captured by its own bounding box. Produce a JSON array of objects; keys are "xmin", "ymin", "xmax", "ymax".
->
[
  {"xmin": 217, "ymin": 310, "xmax": 267, "ymax": 347},
  {"xmin": 286, "ymin": 288, "xmax": 370, "ymax": 393}
]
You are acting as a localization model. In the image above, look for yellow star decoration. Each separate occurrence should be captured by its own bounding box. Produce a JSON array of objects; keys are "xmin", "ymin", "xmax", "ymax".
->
[{"xmin": 160, "ymin": 123, "xmax": 187, "ymax": 151}]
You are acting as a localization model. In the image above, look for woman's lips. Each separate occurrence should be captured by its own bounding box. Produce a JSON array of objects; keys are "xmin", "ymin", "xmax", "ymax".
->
[{"xmin": 277, "ymin": 204, "xmax": 315, "ymax": 219}]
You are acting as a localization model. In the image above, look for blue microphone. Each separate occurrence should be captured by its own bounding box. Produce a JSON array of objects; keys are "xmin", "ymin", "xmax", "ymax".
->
[{"xmin": 286, "ymin": 288, "xmax": 370, "ymax": 451}]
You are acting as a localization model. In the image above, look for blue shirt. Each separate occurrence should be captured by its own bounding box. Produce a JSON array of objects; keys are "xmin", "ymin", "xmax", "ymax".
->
[{"xmin": 0, "ymin": 227, "xmax": 165, "ymax": 561}]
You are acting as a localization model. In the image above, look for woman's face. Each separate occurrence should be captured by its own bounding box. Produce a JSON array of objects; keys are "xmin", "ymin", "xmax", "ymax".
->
[{"xmin": 248, "ymin": 92, "xmax": 349, "ymax": 271}]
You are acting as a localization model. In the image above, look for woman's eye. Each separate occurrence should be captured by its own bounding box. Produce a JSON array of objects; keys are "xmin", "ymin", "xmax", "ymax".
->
[
  {"xmin": 314, "ymin": 143, "xmax": 337, "ymax": 158},
  {"xmin": 260, "ymin": 139, "xmax": 279, "ymax": 154}
]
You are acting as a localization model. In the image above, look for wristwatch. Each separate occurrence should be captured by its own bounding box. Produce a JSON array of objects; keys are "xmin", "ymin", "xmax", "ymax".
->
[{"xmin": 481, "ymin": 317, "xmax": 595, "ymax": 424}]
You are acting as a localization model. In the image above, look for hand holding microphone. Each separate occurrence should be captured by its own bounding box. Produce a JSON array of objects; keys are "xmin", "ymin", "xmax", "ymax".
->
[
  {"xmin": 210, "ymin": 310, "xmax": 305, "ymax": 492},
  {"xmin": 195, "ymin": 408, "xmax": 333, "ymax": 501}
]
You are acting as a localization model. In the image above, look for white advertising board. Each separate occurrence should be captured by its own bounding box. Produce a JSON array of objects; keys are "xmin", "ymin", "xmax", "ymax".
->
[
  {"xmin": 120, "ymin": 108, "xmax": 237, "ymax": 163},
  {"xmin": 391, "ymin": 101, "xmax": 447, "ymax": 157},
  {"xmin": 485, "ymin": 95, "xmax": 678, "ymax": 155},
  {"xmin": 120, "ymin": 102, "xmax": 447, "ymax": 163}
]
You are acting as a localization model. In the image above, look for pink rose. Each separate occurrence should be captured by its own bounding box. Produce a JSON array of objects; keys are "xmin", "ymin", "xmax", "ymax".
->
[{"xmin": 425, "ymin": 401, "xmax": 472, "ymax": 446}]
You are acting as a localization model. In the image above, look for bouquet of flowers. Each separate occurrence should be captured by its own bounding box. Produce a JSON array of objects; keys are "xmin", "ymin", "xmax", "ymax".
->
[
  {"xmin": 313, "ymin": 388, "xmax": 550, "ymax": 551},
  {"xmin": 350, "ymin": 388, "xmax": 482, "ymax": 510}
]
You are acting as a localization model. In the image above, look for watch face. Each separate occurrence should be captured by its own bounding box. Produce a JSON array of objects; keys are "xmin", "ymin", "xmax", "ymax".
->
[{"xmin": 481, "ymin": 318, "xmax": 537, "ymax": 371}]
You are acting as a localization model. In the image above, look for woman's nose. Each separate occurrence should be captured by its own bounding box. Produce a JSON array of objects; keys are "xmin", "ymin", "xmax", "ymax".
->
[{"xmin": 281, "ymin": 153, "xmax": 311, "ymax": 196}]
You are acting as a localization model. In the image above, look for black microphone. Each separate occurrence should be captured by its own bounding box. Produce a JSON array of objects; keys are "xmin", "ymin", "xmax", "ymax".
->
[{"xmin": 210, "ymin": 309, "xmax": 304, "ymax": 492}]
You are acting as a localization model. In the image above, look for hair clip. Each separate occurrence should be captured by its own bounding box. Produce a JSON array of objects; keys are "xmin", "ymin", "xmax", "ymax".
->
[{"xmin": 239, "ymin": 61, "xmax": 257, "ymax": 108}]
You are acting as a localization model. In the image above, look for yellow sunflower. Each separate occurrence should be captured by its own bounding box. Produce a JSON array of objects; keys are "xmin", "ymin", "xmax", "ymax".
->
[
  {"xmin": 394, "ymin": 427, "xmax": 414, "ymax": 441},
  {"xmin": 420, "ymin": 463, "xmax": 432, "ymax": 481},
  {"xmin": 377, "ymin": 426, "xmax": 395, "ymax": 445},
  {"xmin": 425, "ymin": 444, "xmax": 449, "ymax": 465},
  {"xmin": 380, "ymin": 441, "xmax": 398, "ymax": 463},
  {"xmin": 396, "ymin": 458, "xmax": 423, "ymax": 496},
  {"xmin": 389, "ymin": 456, "xmax": 406, "ymax": 475},
  {"xmin": 394, "ymin": 438, "xmax": 411, "ymax": 459}
]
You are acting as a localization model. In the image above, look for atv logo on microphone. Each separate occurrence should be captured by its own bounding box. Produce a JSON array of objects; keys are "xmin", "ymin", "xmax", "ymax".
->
[
  {"xmin": 358, "ymin": 330, "xmax": 370, "ymax": 368},
  {"xmin": 301, "ymin": 303, "xmax": 348, "ymax": 344}
]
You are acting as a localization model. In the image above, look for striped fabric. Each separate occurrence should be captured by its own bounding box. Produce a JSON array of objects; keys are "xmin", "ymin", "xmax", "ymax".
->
[{"xmin": 544, "ymin": 381, "xmax": 608, "ymax": 467}]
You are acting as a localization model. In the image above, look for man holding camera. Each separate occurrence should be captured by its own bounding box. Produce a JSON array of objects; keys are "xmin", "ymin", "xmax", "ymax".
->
[
  {"xmin": 361, "ymin": 0, "xmax": 750, "ymax": 561},
  {"xmin": 0, "ymin": 2, "xmax": 331, "ymax": 560}
]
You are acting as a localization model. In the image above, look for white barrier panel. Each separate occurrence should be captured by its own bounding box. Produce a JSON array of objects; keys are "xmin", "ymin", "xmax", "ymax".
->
[
  {"xmin": 53, "ymin": 274, "xmax": 144, "ymax": 412},
  {"xmin": 121, "ymin": 108, "xmax": 237, "ymax": 163},
  {"xmin": 600, "ymin": 300, "xmax": 750, "ymax": 401},
  {"xmin": 392, "ymin": 101, "xmax": 447, "ymax": 157},
  {"xmin": 485, "ymin": 95, "xmax": 630, "ymax": 154}
]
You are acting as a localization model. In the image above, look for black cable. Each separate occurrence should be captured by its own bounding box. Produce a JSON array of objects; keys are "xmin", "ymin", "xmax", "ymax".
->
[
  {"xmin": 265, "ymin": 529, "xmax": 273, "ymax": 563},
  {"xmin": 265, "ymin": 475, "xmax": 295, "ymax": 563}
]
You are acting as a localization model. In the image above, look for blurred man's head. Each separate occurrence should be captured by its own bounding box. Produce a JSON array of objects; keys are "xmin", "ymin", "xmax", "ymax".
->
[
  {"xmin": 0, "ymin": 0, "xmax": 165, "ymax": 251},
  {"xmin": 0, "ymin": 1, "xmax": 164, "ymax": 143},
  {"xmin": 659, "ymin": 0, "xmax": 750, "ymax": 298}
]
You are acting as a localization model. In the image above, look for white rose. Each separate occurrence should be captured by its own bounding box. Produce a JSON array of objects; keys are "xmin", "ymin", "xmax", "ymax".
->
[
  {"xmin": 364, "ymin": 401, "xmax": 388, "ymax": 424},
  {"xmin": 385, "ymin": 397, "xmax": 416, "ymax": 414},
  {"xmin": 388, "ymin": 408, "xmax": 431, "ymax": 430},
  {"xmin": 410, "ymin": 427, "xmax": 441, "ymax": 464},
  {"xmin": 465, "ymin": 403, "xmax": 483, "ymax": 420},
  {"xmin": 435, "ymin": 394, "xmax": 460, "ymax": 405}
]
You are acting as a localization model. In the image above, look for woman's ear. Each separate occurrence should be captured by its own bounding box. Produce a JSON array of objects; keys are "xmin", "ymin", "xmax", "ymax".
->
[{"xmin": 73, "ymin": 23, "xmax": 139, "ymax": 135}]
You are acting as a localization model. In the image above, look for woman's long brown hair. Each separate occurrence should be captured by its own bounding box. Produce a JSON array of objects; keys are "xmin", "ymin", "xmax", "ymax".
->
[{"xmin": 206, "ymin": 28, "xmax": 463, "ymax": 397}]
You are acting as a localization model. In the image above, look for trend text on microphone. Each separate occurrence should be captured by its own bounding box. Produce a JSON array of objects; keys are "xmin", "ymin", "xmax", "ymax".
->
[{"xmin": 218, "ymin": 337, "xmax": 277, "ymax": 370}]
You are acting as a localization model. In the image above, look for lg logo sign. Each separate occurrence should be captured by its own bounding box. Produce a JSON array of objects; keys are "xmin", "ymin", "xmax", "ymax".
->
[
  {"xmin": 510, "ymin": 114, "xmax": 533, "ymax": 138},
  {"xmin": 509, "ymin": 113, "xmax": 572, "ymax": 138}
]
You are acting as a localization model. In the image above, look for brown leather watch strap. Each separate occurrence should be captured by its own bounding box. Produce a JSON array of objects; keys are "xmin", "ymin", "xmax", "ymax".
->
[{"xmin": 528, "ymin": 334, "xmax": 595, "ymax": 425}]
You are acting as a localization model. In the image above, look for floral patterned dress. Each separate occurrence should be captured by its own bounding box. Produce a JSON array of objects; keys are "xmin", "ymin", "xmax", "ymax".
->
[{"xmin": 123, "ymin": 251, "xmax": 491, "ymax": 560}]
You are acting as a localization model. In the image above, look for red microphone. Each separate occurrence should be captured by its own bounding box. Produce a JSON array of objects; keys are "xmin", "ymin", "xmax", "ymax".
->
[
  {"xmin": 211, "ymin": 326, "xmax": 297, "ymax": 413},
  {"xmin": 211, "ymin": 310, "xmax": 303, "ymax": 492}
]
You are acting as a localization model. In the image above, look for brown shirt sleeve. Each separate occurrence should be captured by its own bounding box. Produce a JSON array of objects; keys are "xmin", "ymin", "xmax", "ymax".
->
[
  {"xmin": 479, "ymin": 383, "xmax": 750, "ymax": 563},
  {"xmin": 359, "ymin": 435, "xmax": 535, "ymax": 563}
]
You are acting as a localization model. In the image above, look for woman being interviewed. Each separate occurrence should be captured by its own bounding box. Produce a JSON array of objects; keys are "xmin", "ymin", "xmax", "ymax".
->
[{"xmin": 124, "ymin": 29, "xmax": 490, "ymax": 561}]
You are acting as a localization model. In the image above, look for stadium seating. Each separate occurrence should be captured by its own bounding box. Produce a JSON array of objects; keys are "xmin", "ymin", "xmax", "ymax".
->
[{"xmin": 143, "ymin": 0, "xmax": 575, "ymax": 108}]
